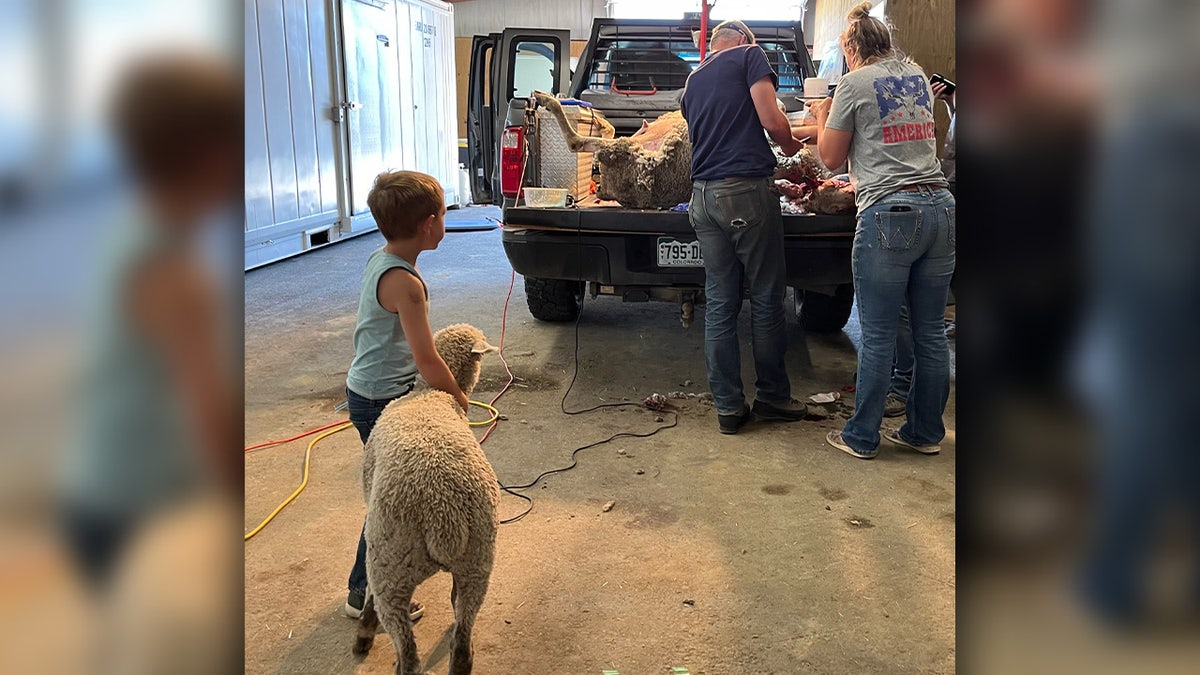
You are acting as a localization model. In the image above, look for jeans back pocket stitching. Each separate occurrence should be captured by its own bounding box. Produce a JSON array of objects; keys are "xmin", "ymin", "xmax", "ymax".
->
[{"xmin": 874, "ymin": 210, "xmax": 923, "ymax": 251}]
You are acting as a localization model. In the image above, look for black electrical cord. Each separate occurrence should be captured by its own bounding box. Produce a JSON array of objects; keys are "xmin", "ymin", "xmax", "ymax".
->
[
  {"xmin": 497, "ymin": 291, "xmax": 678, "ymax": 524},
  {"xmin": 495, "ymin": 110, "xmax": 676, "ymax": 524}
]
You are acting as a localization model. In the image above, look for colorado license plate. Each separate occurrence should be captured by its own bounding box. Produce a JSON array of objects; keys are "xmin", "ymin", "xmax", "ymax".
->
[{"xmin": 657, "ymin": 237, "xmax": 704, "ymax": 267}]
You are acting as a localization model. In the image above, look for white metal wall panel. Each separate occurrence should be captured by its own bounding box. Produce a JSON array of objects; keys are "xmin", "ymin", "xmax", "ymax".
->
[
  {"xmin": 306, "ymin": 0, "xmax": 340, "ymax": 215},
  {"xmin": 343, "ymin": 0, "xmax": 404, "ymax": 215},
  {"xmin": 345, "ymin": 0, "xmax": 457, "ymax": 208},
  {"xmin": 245, "ymin": 1, "xmax": 273, "ymax": 234},
  {"xmin": 283, "ymin": 0, "xmax": 321, "ymax": 219},
  {"xmin": 394, "ymin": 0, "xmax": 419, "ymax": 173},
  {"xmin": 436, "ymin": 2, "xmax": 457, "ymax": 202},
  {"xmin": 452, "ymin": 0, "xmax": 605, "ymax": 39},
  {"xmin": 256, "ymin": 0, "xmax": 300, "ymax": 225},
  {"xmin": 246, "ymin": 0, "xmax": 458, "ymax": 267},
  {"xmin": 245, "ymin": 0, "xmax": 341, "ymax": 268},
  {"xmin": 406, "ymin": 0, "xmax": 457, "ymax": 204}
]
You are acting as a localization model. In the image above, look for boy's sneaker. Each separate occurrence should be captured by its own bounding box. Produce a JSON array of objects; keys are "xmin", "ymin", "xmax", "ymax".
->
[
  {"xmin": 751, "ymin": 398, "xmax": 809, "ymax": 422},
  {"xmin": 346, "ymin": 591, "xmax": 424, "ymax": 621},
  {"xmin": 883, "ymin": 394, "xmax": 907, "ymax": 418},
  {"xmin": 345, "ymin": 590, "xmax": 367, "ymax": 618},
  {"xmin": 882, "ymin": 429, "xmax": 940, "ymax": 455},
  {"xmin": 826, "ymin": 430, "xmax": 876, "ymax": 459},
  {"xmin": 717, "ymin": 403, "xmax": 751, "ymax": 435}
]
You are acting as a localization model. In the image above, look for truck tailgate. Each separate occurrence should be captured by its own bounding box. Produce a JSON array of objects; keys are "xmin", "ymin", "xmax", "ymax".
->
[{"xmin": 504, "ymin": 205, "xmax": 855, "ymax": 236}]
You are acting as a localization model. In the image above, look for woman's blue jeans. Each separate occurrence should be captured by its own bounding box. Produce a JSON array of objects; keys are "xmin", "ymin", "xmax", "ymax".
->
[
  {"xmin": 843, "ymin": 186, "xmax": 955, "ymax": 455},
  {"xmin": 689, "ymin": 176, "xmax": 792, "ymax": 415}
]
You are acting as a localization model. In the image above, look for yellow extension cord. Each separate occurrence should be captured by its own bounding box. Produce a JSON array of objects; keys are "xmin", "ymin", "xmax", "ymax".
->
[{"xmin": 244, "ymin": 400, "xmax": 500, "ymax": 541}]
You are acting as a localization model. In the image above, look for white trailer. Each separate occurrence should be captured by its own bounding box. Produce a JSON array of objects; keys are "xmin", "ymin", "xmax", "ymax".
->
[{"xmin": 245, "ymin": 0, "xmax": 458, "ymax": 269}]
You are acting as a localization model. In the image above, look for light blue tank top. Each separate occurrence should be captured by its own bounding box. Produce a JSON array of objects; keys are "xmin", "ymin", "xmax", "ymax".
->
[
  {"xmin": 345, "ymin": 248, "xmax": 426, "ymax": 399},
  {"xmin": 63, "ymin": 214, "xmax": 201, "ymax": 516}
]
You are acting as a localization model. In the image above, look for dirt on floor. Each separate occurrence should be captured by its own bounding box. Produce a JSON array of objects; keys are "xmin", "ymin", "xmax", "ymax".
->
[{"xmin": 244, "ymin": 225, "xmax": 955, "ymax": 674}]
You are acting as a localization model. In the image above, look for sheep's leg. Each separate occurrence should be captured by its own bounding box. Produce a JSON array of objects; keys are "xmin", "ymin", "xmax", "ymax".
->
[
  {"xmin": 352, "ymin": 592, "xmax": 379, "ymax": 654},
  {"xmin": 447, "ymin": 571, "xmax": 489, "ymax": 675},
  {"xmin": 374, "ymin": 579, "xmax": 422, "ymax": 675}
]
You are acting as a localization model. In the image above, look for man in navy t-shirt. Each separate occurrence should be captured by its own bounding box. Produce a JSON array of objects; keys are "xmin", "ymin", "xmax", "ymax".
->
[{"xmin": 680, "ymin": 20, "xmax": 810, "ymax": 434}]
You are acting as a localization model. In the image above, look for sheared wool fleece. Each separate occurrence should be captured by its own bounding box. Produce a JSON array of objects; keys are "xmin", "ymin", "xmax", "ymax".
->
[{"xmin": 354, "ymin": 323, "xmax": 499, "ymax": 675}]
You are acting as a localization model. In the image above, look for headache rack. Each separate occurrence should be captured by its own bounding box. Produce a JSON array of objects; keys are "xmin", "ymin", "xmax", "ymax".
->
[{"xmin": 575, "ymin": 19, "xmax": 814, "ymax": 96}]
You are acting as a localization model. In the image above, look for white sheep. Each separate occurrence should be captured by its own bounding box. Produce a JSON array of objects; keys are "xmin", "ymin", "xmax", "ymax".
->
[{"xmin": 352, "ymin": 323, "xmax": 500, "ymax": 675}]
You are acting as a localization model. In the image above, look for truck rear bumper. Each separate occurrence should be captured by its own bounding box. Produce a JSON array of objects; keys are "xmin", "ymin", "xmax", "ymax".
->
[{"xmin": 502, "ymin": 226, "xmax": 706, "ymax": 286}]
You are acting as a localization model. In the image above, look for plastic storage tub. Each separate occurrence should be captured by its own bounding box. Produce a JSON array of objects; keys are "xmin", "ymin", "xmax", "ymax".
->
[{"xmin": 522, "ymin": 187, "xmax": 570, "ymax": 208}]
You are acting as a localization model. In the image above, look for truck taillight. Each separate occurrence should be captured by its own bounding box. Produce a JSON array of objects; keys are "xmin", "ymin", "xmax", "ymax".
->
[{"xmin": 500, "ymin": 125, "xmax": 525, "ymax": 198}]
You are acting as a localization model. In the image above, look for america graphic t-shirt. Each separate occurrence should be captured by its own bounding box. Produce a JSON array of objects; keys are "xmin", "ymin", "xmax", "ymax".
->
[{"xmin": 824, "ymin": 58, "xmax": 947, "ymax": 212}]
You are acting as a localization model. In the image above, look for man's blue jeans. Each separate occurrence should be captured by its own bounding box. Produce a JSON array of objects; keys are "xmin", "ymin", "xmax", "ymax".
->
[
  {"xmin": 843, "ymin": 186, "xmax": 955, "ymax": 455},
  {"xmin": 345, "ymin": 385, "xmax": 409, "ymax": 594},
  {"xmin": 689, "ymin": 176, "xmax": 791, "ymax": 415}
]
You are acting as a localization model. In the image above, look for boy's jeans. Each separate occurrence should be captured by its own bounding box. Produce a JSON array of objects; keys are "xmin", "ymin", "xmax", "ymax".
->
[
  {"xmin": 689, "ymin": 176, "xmax": 791, "ymax": 415},
  {"xmin": 843, "ymin": 186, "xmax": 955, "ymax": 455},
  {"xmin": 345, "ymin": 385, "xmax": 410, "ymax": 595}
]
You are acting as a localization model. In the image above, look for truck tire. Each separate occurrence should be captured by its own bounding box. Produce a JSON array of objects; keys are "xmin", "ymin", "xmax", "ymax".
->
[
  {"xmin": 524, "ymin": 277, "xmax": 583, "ymax": 322},
  {"xmin": 797, "ymin": 283, "xmax": 855, "ymax": 332}
]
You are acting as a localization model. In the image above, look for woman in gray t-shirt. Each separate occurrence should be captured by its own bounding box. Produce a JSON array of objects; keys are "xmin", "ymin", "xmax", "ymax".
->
[{"xmin": 809, "ymin": 2, "xmax": 956, "ymax": 459}]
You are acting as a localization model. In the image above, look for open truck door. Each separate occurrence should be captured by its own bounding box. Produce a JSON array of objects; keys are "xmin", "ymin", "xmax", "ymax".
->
[
  {"xmin": 466, "ymin": 33, "xmax": 498, "ymax": 204},
  {"xmin": 467, "ymin": 27, "xmax": 571, "ymax": 204}
]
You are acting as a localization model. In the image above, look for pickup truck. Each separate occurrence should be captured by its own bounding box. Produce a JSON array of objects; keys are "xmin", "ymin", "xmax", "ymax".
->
[{"xmin": 467, "ymin": 19, "xmax": 856, "ymax": 330}]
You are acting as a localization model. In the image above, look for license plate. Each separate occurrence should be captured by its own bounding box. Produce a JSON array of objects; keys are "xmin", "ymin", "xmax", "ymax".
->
[{"xmin": 657, "ymin": 237, "xmax": 704, "ymax": 267}]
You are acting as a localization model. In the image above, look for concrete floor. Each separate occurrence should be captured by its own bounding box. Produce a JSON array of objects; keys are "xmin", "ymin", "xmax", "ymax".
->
[{"xmin": 244, "ymin": 206, "xmax": 956, "ymax": 674}]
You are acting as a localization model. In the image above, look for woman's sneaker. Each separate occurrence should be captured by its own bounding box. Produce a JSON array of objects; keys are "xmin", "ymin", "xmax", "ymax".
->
[
  {"xmin": 882, "ymin": 429, "xmax": 940, "ymax": 454},
  {"xmin": 826, "ymin": 430, "xmax": 877, "ymax": 459}
]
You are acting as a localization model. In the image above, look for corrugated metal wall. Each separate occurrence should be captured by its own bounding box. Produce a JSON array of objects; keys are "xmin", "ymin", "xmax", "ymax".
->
[
  {"xmin": 453, "ymin": 0, "xmax": 607, "ymax": 39},
  {"xmin": 812, "ymin": 0, "xmax": 861, "ymax": 58},
  {"xmin": 245, "ymin": 0, "xmax": 341, "ymax": 267}
]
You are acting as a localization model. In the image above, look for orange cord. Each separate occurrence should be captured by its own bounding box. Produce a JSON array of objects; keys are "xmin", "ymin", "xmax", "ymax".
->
[{"xmin": 245, "ymin": 419, "xmax": 351, "ymax": 453}]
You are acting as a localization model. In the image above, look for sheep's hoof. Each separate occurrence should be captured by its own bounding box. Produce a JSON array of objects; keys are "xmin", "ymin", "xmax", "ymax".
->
[{"xmin": 352, "ymin": 635, "xmax": 374, "ymax": 655}]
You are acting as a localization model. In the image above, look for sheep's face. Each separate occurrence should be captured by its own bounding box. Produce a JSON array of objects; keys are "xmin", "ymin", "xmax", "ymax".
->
[{"xmin": 432, "ymin": 323, "xmax": 497, "ymax": 396}]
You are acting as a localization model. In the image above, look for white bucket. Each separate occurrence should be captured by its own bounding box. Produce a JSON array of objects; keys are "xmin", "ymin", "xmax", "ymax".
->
[{"xmin": 457, "ymin": 164, "xmax": 471, "ymax": 207}]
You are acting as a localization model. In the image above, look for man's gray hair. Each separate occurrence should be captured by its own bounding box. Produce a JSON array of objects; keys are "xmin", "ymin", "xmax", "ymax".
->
[{"xmin": 711, "ymin": 20, "xmax": 755, "ymax": 45}]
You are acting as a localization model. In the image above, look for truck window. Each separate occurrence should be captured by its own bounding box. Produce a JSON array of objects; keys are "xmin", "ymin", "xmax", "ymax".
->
[
  {"xmin": 510, "ymin": 40, "xmax": 556, "ymax": 99},
  {"xmin": 582, "ymin": 33, "xmax": 807, "ymax": 94},
  {"xmin": 759, "ymin": 42, "xmax": 805, "ymax": 92},
  {"xmin": 588, "ymin": 38, "xmax": 698, "ymax": 92}
]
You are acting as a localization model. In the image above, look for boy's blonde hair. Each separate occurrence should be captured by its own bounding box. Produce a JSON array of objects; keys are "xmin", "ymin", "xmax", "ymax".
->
[{"xmin": 367, "ymin": 171, "xmax": 444, "ymax": 241}]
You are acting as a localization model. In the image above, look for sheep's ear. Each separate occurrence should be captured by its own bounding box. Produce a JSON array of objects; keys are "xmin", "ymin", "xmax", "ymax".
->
[{"xmin": 471, "ymin": 339, "xmax": 499, "ymax": 354}]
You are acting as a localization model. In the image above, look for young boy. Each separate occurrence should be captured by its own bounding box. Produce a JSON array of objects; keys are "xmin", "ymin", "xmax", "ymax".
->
[{"xmin": 343, "ymin": 170, "xmax": 469, "ymax": 620}]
